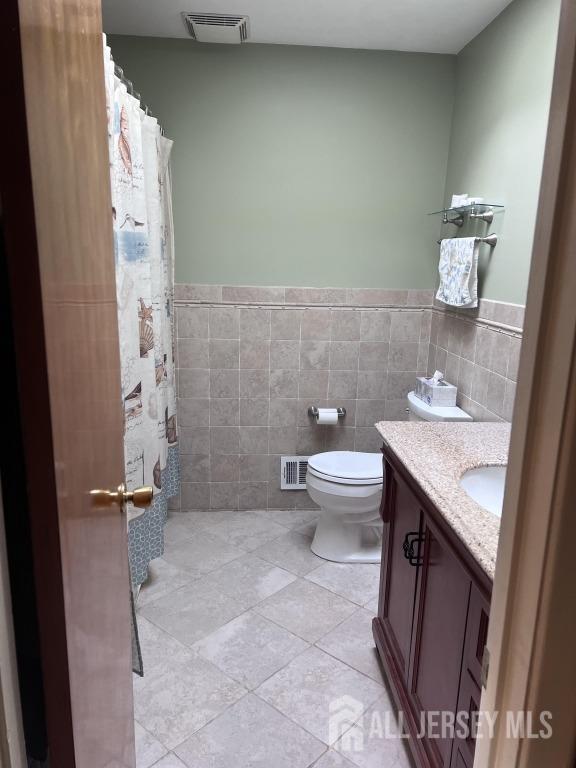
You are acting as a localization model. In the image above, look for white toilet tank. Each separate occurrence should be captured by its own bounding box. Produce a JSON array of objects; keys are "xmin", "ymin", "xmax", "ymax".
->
[{"xmin": 406, "ymin": 390, "xmax": 473, "ymax": 422}]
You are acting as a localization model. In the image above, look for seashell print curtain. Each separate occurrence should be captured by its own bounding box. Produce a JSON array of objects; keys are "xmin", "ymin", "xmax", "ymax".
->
[{"xmin": 103, "ymin": 39, "xmax": 179, "ymax": 588}]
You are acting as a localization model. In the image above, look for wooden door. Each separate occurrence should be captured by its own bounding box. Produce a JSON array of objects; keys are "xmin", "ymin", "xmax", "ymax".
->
[
  {"xmin": 379, "ymin": 465, "xmax": 422, "ymax": 681},
  {"xmin": 1, "ymin": 1, "xmax": 135, "ymax": 766},
  {"xmin": 409, "ymin": 517, "xmax": 471, "ymax": 768}
]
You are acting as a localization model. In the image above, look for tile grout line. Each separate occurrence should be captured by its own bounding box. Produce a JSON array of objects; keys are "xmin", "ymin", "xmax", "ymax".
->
[
  {"xmin": 138, "ymin": 584, "xmax": 368, "ymax": 756},
  {"xmin": 137, "ymin": 518, "xmax": 390, "ymax": 765},
  {"xmin": 169, "ymin": 689, "xmax": 253, "ymax": 759},
  {"xmin": 134, "ymin": 717, "xmax": 170, "ymax": 765},
  {"xmin": 249, "ymin": 643, "xmax": 386, "ymax": 751},
  {"xmin": 139, "ymin": 621, "xmax": 385, "ymax": 763}
]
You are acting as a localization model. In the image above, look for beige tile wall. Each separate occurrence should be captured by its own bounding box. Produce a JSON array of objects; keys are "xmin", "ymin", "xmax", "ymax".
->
[
  {"xmin": 428, "ymin": 299, "xmax": 522, "ymax": 422},
  {"xmin": 172, "ymin": 285, "xmax": 524, "ymax": 511},
  {"xmin": 173, "ymin": 287, "xmax": 433, "ymax": 511}
]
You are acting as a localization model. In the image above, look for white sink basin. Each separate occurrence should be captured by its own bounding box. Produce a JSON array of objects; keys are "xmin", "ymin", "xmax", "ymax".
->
[{"xmin": 459, "ymin": 465, "xmax": 507, "ymax": 518}]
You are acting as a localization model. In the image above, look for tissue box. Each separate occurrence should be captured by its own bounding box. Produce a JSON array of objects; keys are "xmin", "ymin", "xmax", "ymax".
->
[{"xmin": 415, "ymin": 376, "xmax": 457, "ymax": 407}]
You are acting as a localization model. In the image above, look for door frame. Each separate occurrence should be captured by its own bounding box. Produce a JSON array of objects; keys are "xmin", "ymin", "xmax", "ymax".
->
[
  {"xmin": 474, "ymin": 0, "xmax": 576, "ymax": 765},
  {"xmin": 0, "ymin": 481, "xmax": 26, "ymax": 768}
]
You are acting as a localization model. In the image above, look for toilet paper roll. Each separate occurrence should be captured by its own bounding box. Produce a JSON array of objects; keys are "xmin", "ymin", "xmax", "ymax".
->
[{"xmin": 315, "ymin": 408, "xmax": 339, "ymax": 425}]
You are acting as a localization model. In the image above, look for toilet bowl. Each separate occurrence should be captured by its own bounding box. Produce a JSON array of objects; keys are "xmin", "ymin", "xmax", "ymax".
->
[{"xmin": 306, "ymin": 451, "xmax": 383, "ymax": 564}]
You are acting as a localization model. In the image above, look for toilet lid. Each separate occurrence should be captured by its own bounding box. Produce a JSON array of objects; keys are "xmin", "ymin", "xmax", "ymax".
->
[{"xmin": 307, "ymin": 451, "xmax": 383, "ymax": 482}]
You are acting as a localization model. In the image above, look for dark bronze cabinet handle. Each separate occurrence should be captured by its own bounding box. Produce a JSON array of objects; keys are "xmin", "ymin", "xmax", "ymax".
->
[{"xmin": 402, "ymin": 531, "xmax": 425, "ymax": 566}]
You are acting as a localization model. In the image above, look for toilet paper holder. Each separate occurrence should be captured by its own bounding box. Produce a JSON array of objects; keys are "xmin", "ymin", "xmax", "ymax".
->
[{"xmin": 308, "ymin": 406, "xmax": 347, "ymax": 419}]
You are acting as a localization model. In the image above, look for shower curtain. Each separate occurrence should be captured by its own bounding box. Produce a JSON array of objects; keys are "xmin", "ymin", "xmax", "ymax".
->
[{"xmin": 103, "ymin": 39, "xmax": 179, "ymax": 589}]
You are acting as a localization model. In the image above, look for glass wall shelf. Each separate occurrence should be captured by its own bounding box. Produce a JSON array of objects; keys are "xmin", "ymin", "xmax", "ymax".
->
[{"xmin": 428, "ymin": 203, "xmax": 504, "ymax": 226}]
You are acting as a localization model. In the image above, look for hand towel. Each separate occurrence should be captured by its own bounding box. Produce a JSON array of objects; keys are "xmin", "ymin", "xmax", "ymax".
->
[{"xmin": 436, "ymin": 237, "xmax": 479, "ymax": 308}]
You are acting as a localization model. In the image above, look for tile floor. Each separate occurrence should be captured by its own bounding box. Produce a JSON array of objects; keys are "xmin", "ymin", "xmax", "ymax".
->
[{"xmin": 134, "ymin": 510, "xmax": 412, "ymax": 768}]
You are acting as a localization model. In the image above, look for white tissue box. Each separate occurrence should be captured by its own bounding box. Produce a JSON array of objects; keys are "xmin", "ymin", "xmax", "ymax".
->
[
  {"xmin": 450, "ymin": 194, "xmax": 469, "ymax": 208},
  {"xmin": 415, "ymin": 376, "xmax": 457, "ymax": 407}
]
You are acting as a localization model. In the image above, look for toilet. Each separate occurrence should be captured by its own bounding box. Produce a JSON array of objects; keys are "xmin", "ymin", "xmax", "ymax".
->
[
  {"xmin": 405, "ymin": 390, "xmax": 473, "ymax": 423},
  {"xmin": 306, "ymin": 391, "xmax": 472, "ymax": 563},
  {"xmin": 307, "ymin": 451, "xmax": 384, "ymax": 563}
]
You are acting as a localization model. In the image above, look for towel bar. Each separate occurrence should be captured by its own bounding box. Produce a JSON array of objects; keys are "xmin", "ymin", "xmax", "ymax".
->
[{"xmin": 437, "ymin": 234, "xmax": 498, "ymax": 248}]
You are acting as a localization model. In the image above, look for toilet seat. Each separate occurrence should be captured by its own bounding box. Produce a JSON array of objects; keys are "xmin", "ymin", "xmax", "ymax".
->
[{"xmin": 307, "ymin": 451, "xmax": 382, "ymax": 486}]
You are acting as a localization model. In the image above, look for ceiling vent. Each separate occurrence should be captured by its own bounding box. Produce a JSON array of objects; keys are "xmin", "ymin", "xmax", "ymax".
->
[
  {"xmin": 182, "ymin": 12, "xmax": 249, "ymax": 44},
  {"xmin": 280, "ymin": 456, "xmax": 310, "ymax": 490}
]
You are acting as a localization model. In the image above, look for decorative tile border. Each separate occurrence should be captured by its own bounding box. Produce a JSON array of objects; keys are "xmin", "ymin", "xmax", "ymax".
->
[
  {"xmin": 434, "ymin": 298, "xmax": 525, "ymax": 332},
  {"xmin": 174, "ymin": 284, "xmax": 525, "ymax": 330},
  {"xmin": 175, "ymin": 283, "xmax": 434, "ymax": 308}
]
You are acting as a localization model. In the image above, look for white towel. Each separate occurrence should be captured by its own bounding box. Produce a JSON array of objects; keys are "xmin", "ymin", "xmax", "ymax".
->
[{"xmin": 436, "ymin": 237, "xmax": 479, "ymax": 308}]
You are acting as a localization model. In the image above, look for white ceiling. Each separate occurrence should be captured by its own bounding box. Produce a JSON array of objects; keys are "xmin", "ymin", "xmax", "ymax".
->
[{"xmin": 102, "ymin": 0, "xmax": 515, "ymax": 54}]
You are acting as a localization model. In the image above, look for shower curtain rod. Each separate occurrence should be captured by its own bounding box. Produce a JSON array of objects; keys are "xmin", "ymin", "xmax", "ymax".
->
[{"xmin": 113, "ymin": 63, "xmax": 164, "ymax": 134}]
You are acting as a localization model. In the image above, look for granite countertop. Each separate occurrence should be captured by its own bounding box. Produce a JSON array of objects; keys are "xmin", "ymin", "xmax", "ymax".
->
[{"xmin": 374, "ymin": 421, "xmax": 511, "ymax": 579}]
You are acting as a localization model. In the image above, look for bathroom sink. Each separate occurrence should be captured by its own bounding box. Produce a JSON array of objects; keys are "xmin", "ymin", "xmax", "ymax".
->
[{"xmin": 459, "ymin": 465, "xmax": 507, "ymax": 518}]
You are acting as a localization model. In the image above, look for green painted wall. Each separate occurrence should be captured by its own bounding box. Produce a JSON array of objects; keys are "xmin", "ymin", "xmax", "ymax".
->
[
  {"xmin": 110, "ymin": 0, "xmax": 560, "ymax": 300},
  {"xmin": 108, "ymin": 37, "xmax": 455, "ymax": 287},
  {"xmin": 443, "ymin": 0, "xmax": 560, "ymax": 304}
]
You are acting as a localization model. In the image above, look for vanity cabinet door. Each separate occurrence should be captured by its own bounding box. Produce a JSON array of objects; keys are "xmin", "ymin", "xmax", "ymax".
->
[
  {"xmin": 408, "ymin": 516, "xmax": 471, "ymax": 768},
  {"xmin": 450, "ymin": 584, "xmax": 490, "ymax": 768},
  {"xmin": 452, "ymin": 750, "xmax": 470, "ymax": 768},
  {"xmin": 380, "ymin": 466, "xmax": 422, "ymax": 681}
]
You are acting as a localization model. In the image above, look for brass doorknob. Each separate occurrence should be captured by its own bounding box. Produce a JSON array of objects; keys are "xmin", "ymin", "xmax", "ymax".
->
[
  {"xmin": 124, "ymin": 486, "xmax": 154, "ymax": 508},
  {"xmin": 90, "ymin": 483, "xmax": 153, "ymax": 510}
]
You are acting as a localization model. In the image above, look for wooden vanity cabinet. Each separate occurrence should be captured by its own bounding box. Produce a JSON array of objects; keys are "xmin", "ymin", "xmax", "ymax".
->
[
  {"xmin": 378, "ymin": 469, "xmax": 422, "ymax": 682},
  {"xmin": 374, "ymin": 450, "xmax": 492, "ymax": 768}
]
